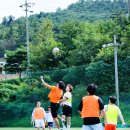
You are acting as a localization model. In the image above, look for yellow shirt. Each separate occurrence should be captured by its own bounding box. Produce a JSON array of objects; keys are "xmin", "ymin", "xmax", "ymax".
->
[{"xmin": 105, "ymin": 104, "xmax": 119, "ymax": 124}]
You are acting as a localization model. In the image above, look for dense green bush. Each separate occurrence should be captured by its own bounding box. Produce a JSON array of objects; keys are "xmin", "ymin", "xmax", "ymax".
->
[
  {"xmin": 0, "ymin": 83, "xmax": 18, "ymax": 90},
  {"xmin": 1, "ymin": 59, "xmax": 130, "ymax": 126},
  {"xmin": 1, "ymin": 79, "xmax": 21, "ymax": 85},
  {"xmin": 85, "ymin": 60, "xmax": 130, "ymax": 95}
]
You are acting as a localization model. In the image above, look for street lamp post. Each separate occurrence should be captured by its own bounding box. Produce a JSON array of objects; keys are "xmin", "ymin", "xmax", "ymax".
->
[
  {"xmin": 102, "ymin": 35, "xmax": 123, "ymax": 106},
  {"xmin": 114, "ymin": 35, "xmax": 119, "ymax": 107}
]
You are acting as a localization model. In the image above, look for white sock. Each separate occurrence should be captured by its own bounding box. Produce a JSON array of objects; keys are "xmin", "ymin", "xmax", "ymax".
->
[
  {"xmin": 67, "ymin": 125, "xmax": 70, "ymax": 130},
  {"xmin": 62, "ymin": 122, "xmax": 66, "ymax": 130}
]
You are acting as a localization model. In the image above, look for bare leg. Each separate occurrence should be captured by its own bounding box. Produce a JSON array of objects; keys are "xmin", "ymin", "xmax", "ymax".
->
[
  {"xmin": 53, "ymin": 117, "xmax": 60, "ymax": 129},
  {"xmin": 42, "ymin": 127, "xmax": 45, "ymax": 130},
  {"xmin": 57, "ymin": 115, "xmax": 62, "ymax": 121},
  {"xmin": 62, "ymin": 115, "xmax": 66, "ymax": 121},
  {"xmin": 66, "ymin": 117, "xmax": 71, "ymax": 130},
  {"xmin": 62, "ymin": 115, "xmax": 66, "ymax": 130}
]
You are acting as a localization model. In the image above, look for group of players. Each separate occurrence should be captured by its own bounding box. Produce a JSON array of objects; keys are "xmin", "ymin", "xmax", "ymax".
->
[
  {"xmin": 31, "ymin": 77, "xmax": 126, "ymax": 130},
  {"xmin": 32, "ymin": 76, "xmax": 73, "ymax": 130}
]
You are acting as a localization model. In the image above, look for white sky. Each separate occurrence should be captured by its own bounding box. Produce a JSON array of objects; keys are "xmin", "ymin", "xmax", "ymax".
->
[{"xmin": 0, "ymin": 0, "xmax": 78, "ymax": 22}]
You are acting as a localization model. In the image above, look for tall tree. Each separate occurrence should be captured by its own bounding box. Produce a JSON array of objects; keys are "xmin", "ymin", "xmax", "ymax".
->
[
  {"xmin": 4, "ymin": 47, "xmax": 27, "ymax": 77},
  {"xmin": 30, "ymin": 18, "xmax": 62, "ymax": 70}
]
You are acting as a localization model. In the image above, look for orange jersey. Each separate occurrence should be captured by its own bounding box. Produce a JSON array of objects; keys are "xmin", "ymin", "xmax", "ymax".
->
[
  {"xmin": 32, "ymin": 107, "xmax": 45, "ymax": 120},
  {"xmin": 81, "ymin": 95, "xmax": 100, "ymax": 118},
  {"xmin": 48, "ymin": 86, "xmax": 63, "ymax": 103}
]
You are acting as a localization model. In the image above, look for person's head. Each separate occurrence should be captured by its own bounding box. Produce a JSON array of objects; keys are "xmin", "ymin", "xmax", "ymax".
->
[
  {"xmin": 36, "ymin": 101, "xmax": 41, "ymax": 107},
  {"xmin": 66, "ymin": 84, "xmax": 73, "ymax": 92},
  {"xmin": 57, "ymin": 81, "xmax": 65, "ymax": 90},
  {"xmin": 48, "ymin": 106, "xmax": 51, "ymax": 112},
  {"xmin": 109, "ymin": 96, "xmax": 117, "ymax": 104},
  {"xmin": 87, "ymin": 83, "xmax": 97, "ymax": 95}
]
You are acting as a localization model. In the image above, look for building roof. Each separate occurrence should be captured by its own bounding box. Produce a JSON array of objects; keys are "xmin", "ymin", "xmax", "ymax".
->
[
  {"xmin": 0, "ymin": 58, "xmax": 6, "ymax": 65},
  {"xmin": 0, "ymin": 58, "xmax": 6, "ymax": 62}
]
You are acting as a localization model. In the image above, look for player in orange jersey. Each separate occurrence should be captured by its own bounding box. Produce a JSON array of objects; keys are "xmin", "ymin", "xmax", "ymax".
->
[
  {"xmin": 78, "ymin": 83, "xmax": 107, "ymax": 130},
  {"xmin": 40, "ymin": 76, "xmax": 65, "ymax": 130},
  {"xmin": 31, "ymin": 101, "xmax": 46, "ymax": 130}
]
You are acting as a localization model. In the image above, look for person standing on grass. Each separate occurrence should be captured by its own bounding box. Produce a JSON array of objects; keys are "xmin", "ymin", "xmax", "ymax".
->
[
  {"xmin": 103, "ymin": 96, "xmax": 125, "ymax": 130},
  {"xmin": 78, "ymin": 83, "xmax": 106, "ymax": 130},
  {"xmin": 60, "ymin": 84, "xmax": 73, "ymax": 130},
  {"xmin": 45, "ymin": 106, "xmax": 54, "ymax": 130},
  {"xmin": 40, "ymin": 76, "xmax": 65, "ymax": 130},
  {"xmin": 31, "ymin": 101, "xmax": 46, "ymax": 130}
]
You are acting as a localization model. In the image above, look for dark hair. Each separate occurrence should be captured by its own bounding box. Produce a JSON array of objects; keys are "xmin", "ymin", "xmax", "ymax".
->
[
  {"xmin": 36, "ymin": 101, "xmax": 41, "ymax": 103},
  {"xmin": 87, "ymin": 83, "xmax": 97, "ymax": 95},
  {"xmin": 58, "ymin": 81, "xmax": 65, "ymax": 90},
  {"xmin": 109, "ymin": 96, "xmax": 117, "ymax": 104},
  {"xmin": 67, "ymin": 84, "xmax": 73, "ymax": 92}
]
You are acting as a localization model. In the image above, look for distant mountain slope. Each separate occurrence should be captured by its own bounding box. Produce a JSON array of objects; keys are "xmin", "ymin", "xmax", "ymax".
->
[
  {"xmin": 0, "ymin": 0, "xmax": 128, "ymax": 57},
  {"xmin": 31, "ymin": 0, "xmax": 128, "ymax": 23}
]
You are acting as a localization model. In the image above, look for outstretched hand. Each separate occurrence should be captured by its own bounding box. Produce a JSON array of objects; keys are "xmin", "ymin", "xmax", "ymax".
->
[
  {"xmin": 40, "ymin": 76, "xmax": 51, "ymax": 89},
  {"xmin": 40, "ymin": 76, "xmax": 44, "ymax": 81}
]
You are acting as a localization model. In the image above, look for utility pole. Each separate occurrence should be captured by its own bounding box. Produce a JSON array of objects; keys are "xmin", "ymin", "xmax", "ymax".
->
[
  {"xmin": 128, "ymin": 0, "xmax": 130, "ymax": 17},
  {"xmin": 114, "ymin": 35, "xmax": 119, "ymax": 107},
  {"xmin": 102, "ymin": 35, "xmax": 124, "ymax": 107},
  {"xmin": 20, "ymin": 0, "xmax": 35, "ymax": 76}
]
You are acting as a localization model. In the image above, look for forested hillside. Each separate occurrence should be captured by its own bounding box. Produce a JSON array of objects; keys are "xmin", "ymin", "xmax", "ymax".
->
[{"xmin": 0, "ymin": 0, "xmax": 128, "ymax": 57}]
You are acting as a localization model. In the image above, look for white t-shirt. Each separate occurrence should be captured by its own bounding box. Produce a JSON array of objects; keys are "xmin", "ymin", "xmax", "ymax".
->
[
  {"xmin": 63, "ymin": 92, "xmax": 72, "ymax": 107},
  {"xmin": 45, "ymin": 111, "xmax": 53, "ymax": 122}
]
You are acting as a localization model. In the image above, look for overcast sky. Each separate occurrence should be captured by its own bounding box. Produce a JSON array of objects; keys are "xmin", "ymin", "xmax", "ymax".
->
[{"xmin": 0, "ymin": 0, "xmax": 78, "ymax": 22}]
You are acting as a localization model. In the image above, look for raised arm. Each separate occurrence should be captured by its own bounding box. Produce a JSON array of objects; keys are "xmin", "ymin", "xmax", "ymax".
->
[{"xmin": 40, "ymin": 76, "xmax": 51, "ymax": 89}]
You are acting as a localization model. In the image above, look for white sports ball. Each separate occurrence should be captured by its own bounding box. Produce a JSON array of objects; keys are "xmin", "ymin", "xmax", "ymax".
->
[{"xmin": 52, "ymin": 47, "xmax": 60, "ymax": 55}]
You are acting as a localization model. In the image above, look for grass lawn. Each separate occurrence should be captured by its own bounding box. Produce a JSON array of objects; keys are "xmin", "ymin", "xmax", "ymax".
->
[{"xmin": 0, "ymin": 128, "xmax": 129, "ymax": 130}]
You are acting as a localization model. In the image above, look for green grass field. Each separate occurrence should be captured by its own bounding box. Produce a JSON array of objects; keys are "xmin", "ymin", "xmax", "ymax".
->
[{"xmin": 0, "ymin": 128, "xmax": 129, "ymax": 130}]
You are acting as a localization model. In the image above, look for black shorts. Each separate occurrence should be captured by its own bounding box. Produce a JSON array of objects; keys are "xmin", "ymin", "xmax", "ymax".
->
[
  {"xmin": 48, "ymin": 122, "xmax": 53, "ymax": 128},
  {"xmin": 62, "ymin": 105, "xmax": 72, "ymax": 117},
  {"xmin": 50, "ymin": 102, "xmax": 60, "ymax": 118}
]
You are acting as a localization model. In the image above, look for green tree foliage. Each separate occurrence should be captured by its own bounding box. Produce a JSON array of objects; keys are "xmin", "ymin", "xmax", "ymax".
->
[
  {"xmin": 0, "ymin": 0, "xmax": 128, "ymax": 57},
  {"xmin": 4, "ymin": 47, "xmax": 27, "ymax": 77},
  {"xmin": 30, "ymin": 18, "xmax": 62, "ymax": 70},
  {"xmin": 85, "ymin": 60, "xmax": 130, "ymax": 95}
]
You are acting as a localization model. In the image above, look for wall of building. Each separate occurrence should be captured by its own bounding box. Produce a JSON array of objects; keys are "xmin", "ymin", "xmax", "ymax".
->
[{"xmin": 0, "ymin": 74, "xmax": 19, "ymax": 80}]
